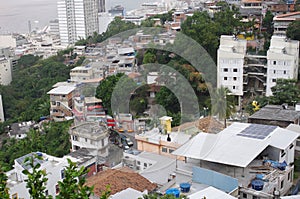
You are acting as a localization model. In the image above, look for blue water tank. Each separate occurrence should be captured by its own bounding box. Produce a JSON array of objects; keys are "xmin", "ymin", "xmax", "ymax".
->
[
  {"xmin": 256, "ymin": 174, "xmax": 265, "ymax": 180},
  {"xmin": 180, "ymin": 183, "xmax": 191, "ymax": 193},
  {"xmin": 166, "ymin": 188, "xmax": 180, "ymax": 198},
  {"xmin": 252, "ymin": 179, "xmax": 264, "ymax": 191}
]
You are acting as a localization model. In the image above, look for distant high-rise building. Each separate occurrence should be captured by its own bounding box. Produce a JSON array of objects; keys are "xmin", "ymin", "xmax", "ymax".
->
[
  {"xmin": 49, "ymin": 19, "xmax": 60, "ymax": 36},
  {"xmin": 0, "ymin": 48, "xmax": 12, "ymax": 85},
  {"xmin": 57, "ymin": 0, "xmax": 99, "ymax": 45},
  {"xmin": 0, "ymin": 95, "xmax": 4, "ymax": 122},
  {"xmin": 99, "ymin": 0, "xmax": 105, "ymax": 12}
]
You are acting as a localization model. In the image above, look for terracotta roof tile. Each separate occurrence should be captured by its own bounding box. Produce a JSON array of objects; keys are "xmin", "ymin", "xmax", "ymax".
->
[{"xmin": 86, "ymin": 168, "xmax": 157, "ymax": 196}]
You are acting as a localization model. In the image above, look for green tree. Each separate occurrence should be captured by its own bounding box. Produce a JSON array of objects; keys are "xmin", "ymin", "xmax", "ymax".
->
[
  {"xmin": 56, "ymin": 159, "xmax": 94, "ymax": 199},
  {"xmin": 270, "ymin": 79, "xmax": 300, "ymax": 105},
  {"xmin": 210, "ymin": 86, "xmax": 235, "ymax": 127},
  {"xmin": 262, "ymin": 10, "xmax": 274, "ymax": 36},
  {"xmin": 22, "ymin": 155, "xmax": 52, "ymax": 199},
  {"xmin": 143, "ymin": 51, "xmax": 157, "ymax": 64},
  {"xmin": 0, "ymin": 167, "xmax": 10, "ymax": 199},
  {"xmin": 96, "ymin": 73, "xmax": 125, "ymax": 115},
  {"xmin": 286, "ymin": 20, "xmax": 300, "ymax": 40}
]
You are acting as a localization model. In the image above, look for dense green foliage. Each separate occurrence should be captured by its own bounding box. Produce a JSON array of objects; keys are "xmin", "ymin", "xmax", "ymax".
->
[
  {"xmin": 0, "ymin": 121, "xmax": 72, "ymax": 171},
  {"xmin": 270, "ymin": 79, "xmax": 300, "ymax": 105},
  {"xmin": 22, "ymin": 155, "xmax": 52, "ymax": 199},
  {"xmin": 56, "ymin": 159, "xmax": 94, "ymax": 199},
  {"xmin": 76, "ymin": 17, "xmax": 138, "ymax": 45},
  {"xmin": 95, "ymin": 73, "xmax": 125, "ymax": 115},
  {"xmin": 0, "ymin": 54, "xmax": 72, "ymax": 124},
  {"xmin": 0, "ymin": 167, "xmax": 9, "ymax": 199},
  {"xmin": 245, "ymin": 79, "xmax": 300, "ymax": 114},
  {"xmin": 286, "ymin": 20, "xmax": 300, "ymax": 41}
]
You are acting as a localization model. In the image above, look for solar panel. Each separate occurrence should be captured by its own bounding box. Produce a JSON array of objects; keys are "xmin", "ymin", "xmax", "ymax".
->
[{"xmin": 237, "ymin": 124, "xmax": 277, "ymax": 140}]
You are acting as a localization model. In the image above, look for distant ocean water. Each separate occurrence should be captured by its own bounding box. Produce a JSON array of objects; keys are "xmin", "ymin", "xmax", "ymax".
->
[{"xmin": 0, "ymin": 0, "xmax": 159, "ymax": 34}]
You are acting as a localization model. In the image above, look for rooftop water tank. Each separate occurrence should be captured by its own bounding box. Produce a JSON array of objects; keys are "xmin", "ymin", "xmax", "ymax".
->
[
  {"xmin": 166, "ymin": 188, "xmax": 180, "ymax": 198},
  {"xmin": 180, "ymin": 183, "xmax": 191, "ymax": 193},
  {"xmin": 252, "ymin": 179, "xmax": 264, "ymax": 191}
]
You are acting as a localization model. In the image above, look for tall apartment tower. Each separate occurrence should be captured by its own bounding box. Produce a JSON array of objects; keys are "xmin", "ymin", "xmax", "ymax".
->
[
  {"xmin": 99, "ymin": 0, "xmax": 105, "ymax": 12},
  {"xmin": 0, "ymin": 56, "xmax": 12, "ymax": 86},
  {"xmin": 266, "ymin": 36, "xmax": 299, "ymax": 96},
  {"xmin": 57, "ymin": 0, "xmax": 99, "ymax": 45},
  {"xmin": 217, "ymin": 35, "xmax": 299, "ymax": 98},
  {"xmin": 217, "ymin": 35, "xmax": 247, "ymax": 96}
]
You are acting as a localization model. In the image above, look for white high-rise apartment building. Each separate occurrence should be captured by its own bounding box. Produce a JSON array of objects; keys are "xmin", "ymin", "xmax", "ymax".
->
[
  {"xmin": 57, "ymin": 0, "xmax": 99, "ymax": 45},
  {"xmin": 0, "ymin": 56, "xmax": 12, "ymax": 86},
  {"xmin": 218, "ymin": 35, "xmax": 299, "ymax": 97},
  {"xmin": 266, "ymin": 36, "xmax": 299, "ymax": 96},
  {"xmin": 217, "ymin": 35, "xmax": 247, "ymax": 96}
]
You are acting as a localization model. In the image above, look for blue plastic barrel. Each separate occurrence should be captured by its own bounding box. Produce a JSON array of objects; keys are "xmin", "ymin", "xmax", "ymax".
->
[
  {"xmin": 180, "ymin": 183, "xmax": 191, "ymax": 193},
  {"xmin": 252, "ymin": 179, "xmax": 264, "ymax": 191},
  {"xmin": 166, "ymin": 188, "xmax": 180, "ymax": 198}
]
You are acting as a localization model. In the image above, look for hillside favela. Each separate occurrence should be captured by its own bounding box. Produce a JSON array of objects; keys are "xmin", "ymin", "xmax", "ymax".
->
[{"xmin": 1, "ymin": 0, "xmax": 300, "ymax": 198}]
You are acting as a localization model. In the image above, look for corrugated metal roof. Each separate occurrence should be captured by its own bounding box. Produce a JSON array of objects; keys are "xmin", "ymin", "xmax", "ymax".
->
[
  {"xmin": 173, "ymin": 123, "xmax": 298, "ymax": 168},
  {"xmin": 188, "ymin": 186, "xmax": 236, "ymax": 199}
]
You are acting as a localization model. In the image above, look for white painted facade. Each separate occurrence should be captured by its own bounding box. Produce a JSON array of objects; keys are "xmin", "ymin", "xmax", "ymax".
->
[
  {"xmin": 217, "ymin": 35, "xmax": 247, "ymax": 96},
  {"xmin": 0, "ymin": 56, "xmax": 12, "ymax": 85},
  {"xmin": 7, "ymin": 153, "xmax": 69, "ymax": 198},
  {"xmin": 217, "ymin": 35, "xmax": 299, "ymax": 97},
  {"xmin": 69, "ymin": 122, "xmax": 109, "ymax": 157},
  {"xmin": 0, "ymin": 94, "xmax": 4, "ymax": 122},
  {"xmin": 57, "ymin": 0, "xmax": 99, "ymax": 45},
  {"xmin": 266, "ymin": 36, "xmax": 299, "ymax": 96}
]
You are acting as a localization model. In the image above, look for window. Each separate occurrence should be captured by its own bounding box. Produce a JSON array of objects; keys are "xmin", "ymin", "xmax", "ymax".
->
[
  {"xmin": 290, "ymin": 144, "xmax": 294, "ymax": 149},
  {"xmin": 224, "ymin": 77, "xmax": 228, "ymax": 80},
  {"xmin": 274, "ymin": 70, "xmax": 276, "ymax": 74},
  {"xmin": 85, "ymin": 138, "xmax": 88, "ymax": 142},
  {"xmin": 281, "ymin": 180, "xmax": 284, "ymax": 189},
  {"xmin": 144, "ymin": 163, "xmax": 147, "ymax": 167},
  {"xmin": 233, "ymin": 86, "xmax": 236, "ymax": 89},
  {"xmin": 45, "ymin": 190, "xmax": 49, "ymax": 196},
  {"xmin": 233, "ymin": 77, "xmax": 237, "ymax": 81},
  {"xmin": 61, "ymin": 169, "xmax": 65, "ymax": 179},
  {"xmin": 253, "ymin": 196, "xmax": 259, "ymax": 199},
  {"xmin": 223, "ymin": 68, "xmax": 228, "ymax": 72},
  {"xmin": 284, "ymin": 70, "xmax": 287, "ymax": 74},
  {"xmin": 273, "ymin": 60, "xmax": 277, "ymax": 65},
  {"xmin": 137, "ymin": 161, "xmax": 140, "ymax": 165},
  {"xmin": 272, "ymin": 79, "xmax": 276, "ymax": 83},
  {"xmin": 242, "ymin": 193, "xmax": 247, "ymax": 198},
  {"xmin": 72, "ymin": 135, "xmax": 78, "ymax": 141},
  {"xmin": 56, "ymin": 184, "xmax": 60, "ymax": 194},
  {"xmin": 169, "ymin": 149, "xmax": 174, "ymax": 153},
  {"xmin": 162, "ymin": 147, "xmax": 168, "ymax": 153},
  {"xmin": 288, "ymin": 172, "xmax": 291, "ymax": 181},
  {"xmin": 101, "ymin": 139, "xmax": 105, "ymax": 147},
  {"xmin": 233, "ymin": 68, "xmax": 238, "ymax": 72},
  {"xmin": 281, "ymin": 150, "xmax": 286, "ymax": 157}
]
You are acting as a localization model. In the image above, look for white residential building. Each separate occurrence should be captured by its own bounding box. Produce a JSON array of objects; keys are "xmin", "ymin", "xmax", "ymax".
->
[
  {"xmin": 0, "ymin": 55, "xmax": 12, "ymax": 85},
  {"xmin": 69, "ymin": 122, "xmax": 109, "ymax": 157},
  {"xmin": 0, "ymin": 94, "xmax": 4, "ymax": 122},
  {"xmin": 217, "ymin": 35, "xmax": 247, "ymax": 96},
  {"xmin": 266, "ymin": 36, "xmax": 299, "ymax": 96},
  {"xmin": 57, "ymin": 0, "xmax": 99, "ymax": 45},
  {"xmin": 173, "ymin": 122, "xmax": 299, "ymax": 198},
  {"xmin": 217, "ymin": 35, "xmax": 299, "ymax": 97},
  {"xmin": 7, "ymin": 151, "xmax": 97, "ymax": 198}
]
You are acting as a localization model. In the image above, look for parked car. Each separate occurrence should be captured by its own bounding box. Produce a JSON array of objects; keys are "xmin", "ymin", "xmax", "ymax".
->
[{"xmin": 125, "ymin": 137, "xmax": 133, "ymax": 147}]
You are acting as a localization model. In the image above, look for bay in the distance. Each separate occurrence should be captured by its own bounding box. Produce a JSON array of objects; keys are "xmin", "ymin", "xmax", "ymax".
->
[{"xmin": 0, "ymin": 0, "xmax": 159, "ymax": 34}]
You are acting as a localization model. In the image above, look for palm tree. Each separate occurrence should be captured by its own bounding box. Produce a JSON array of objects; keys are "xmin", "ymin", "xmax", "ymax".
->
[{"xmin": 210, "ymin": 86, "xmax": 235, "ymax": 127}]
